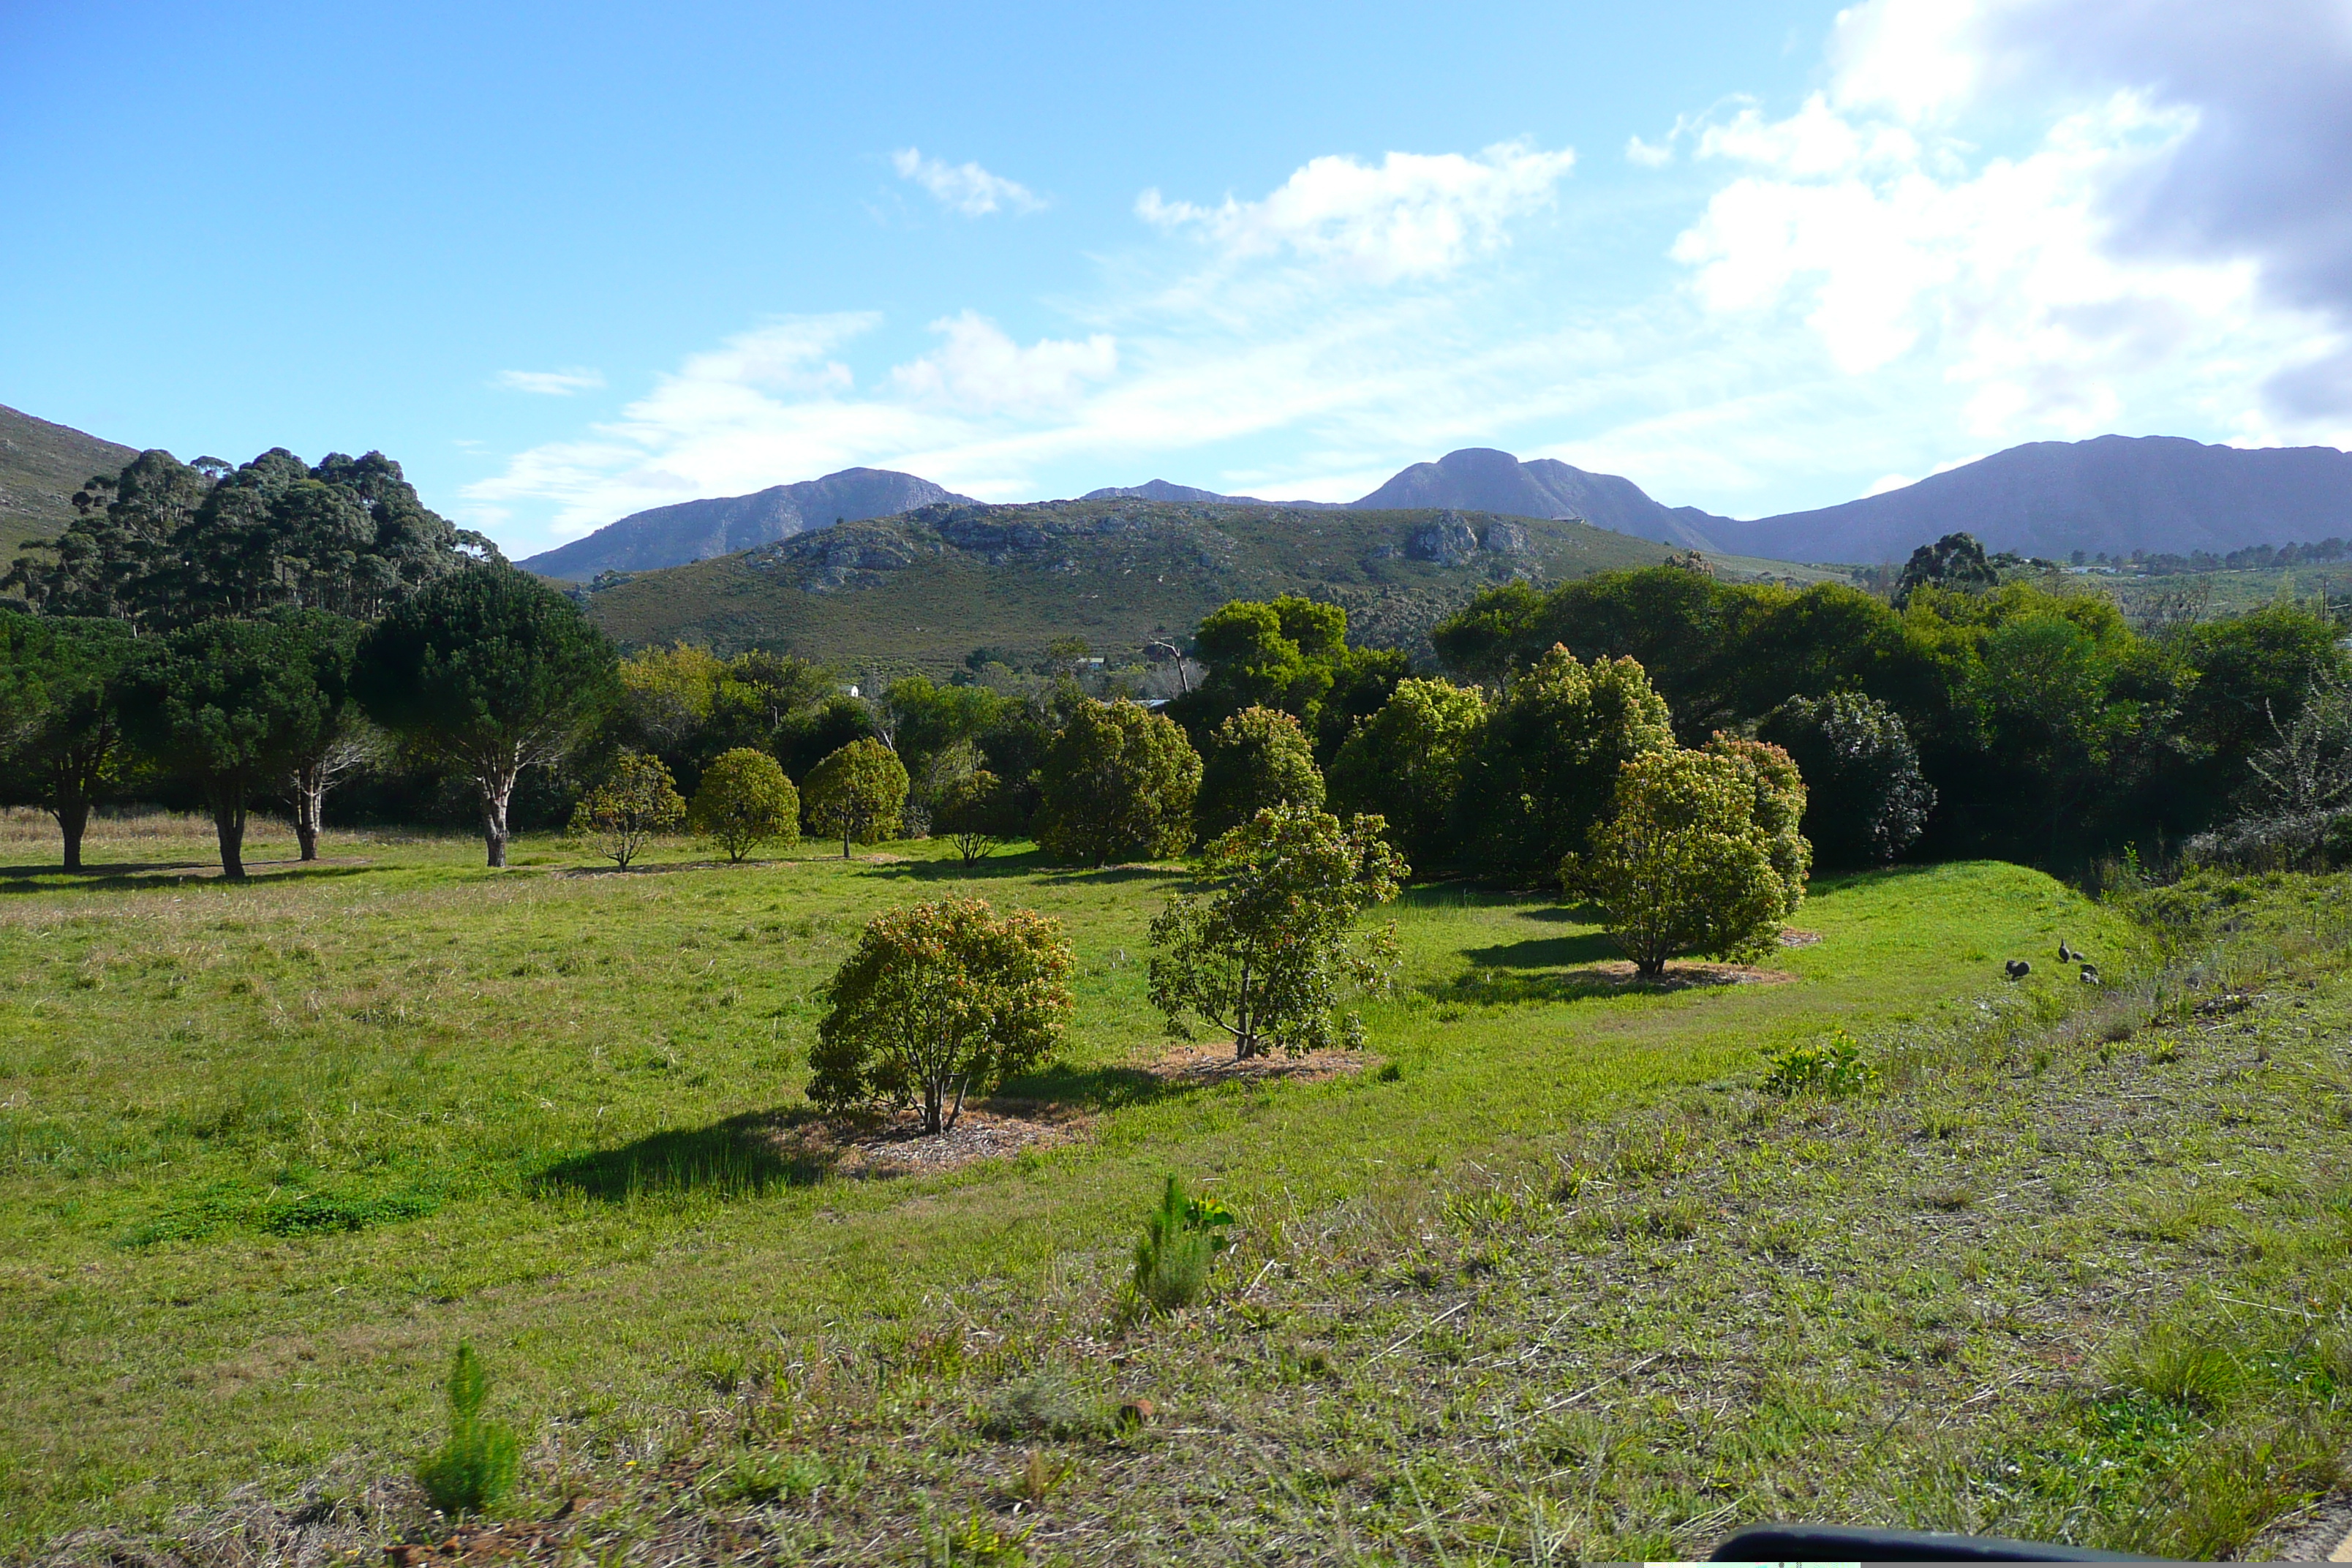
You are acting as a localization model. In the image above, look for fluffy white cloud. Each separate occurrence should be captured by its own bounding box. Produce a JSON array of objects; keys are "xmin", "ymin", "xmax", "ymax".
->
[
  {"xmin": 1137, "ymin": 140, "xmax": 1575, "ymax": 284},
  {"xmin": 492, "ymin": 367, "xmax": 606, "ymax": 396},
  {"xmin": 889, "ymin": 312, "xmax": 1116, "ymax": 413},
  {"xmin": 891, "ymin": 148, "xmax": 1044, "ymax": 216}
]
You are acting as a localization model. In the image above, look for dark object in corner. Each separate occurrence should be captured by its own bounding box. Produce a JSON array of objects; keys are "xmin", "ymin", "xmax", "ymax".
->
[
  {"xmin": 2005, "ymin": 959, "xmax": 2032, "ymax": 979},
  {"xmin": 1713, "ymin": 1523, "xmax": 2164, "ymax": 1561}
]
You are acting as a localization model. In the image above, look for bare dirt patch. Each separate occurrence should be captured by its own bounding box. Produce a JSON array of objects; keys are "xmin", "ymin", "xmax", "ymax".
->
[
  {"xmin": 764, "ymin": 1101, "xmax": 1093, "ymax": 1178},
  {"xmin": 1139, "ymin": 1041, "xmax": 1369, "ymax": 1085},
  {"xmin": 1558, "ymin": 959, "xmax": 1800, "ymax": 991},
  {"xmin": 1779, "ymin": 927, "xmax": 1823, "ymax": 947}
]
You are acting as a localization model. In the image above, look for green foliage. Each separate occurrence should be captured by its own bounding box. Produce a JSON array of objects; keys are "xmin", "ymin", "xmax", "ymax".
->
[
  {"xmin": 415, "ymin": 1345, "xmax": 521, "ymax": 1518},
  {"xmin": 1148, "ymin": 804, "xmax": 1405, "ymax": 1058},
  {"xmin": 0, "ymin": 612, "xmax": 136, "ymax": 870},
  {"xmin": 1758, "ymin": 692, "xmax": 1936, "ymax": 867},
  {"xmin": 1456, "ymin": 645, "xmax": 1676, "ymax": 883},
  {"xmin": 1894, "ymin": 530, "xmax": 2002, "ymax": 606},
  {"xmin": 1172, "ymin": 595, "xmax": 1407, "ymax": 761},
  {"xmin": 932, "ymin": 769, "xmax": 1020, "ymax": 867},
  {"xmin": 810, "ymin": 894, "xmax": 1075, "ymax": 1134},
  {"xmin": 1327, "ymin": 676, "xmax": 1488, "ymax": 868},
  {"xmin": 1565, "ymin": 742, "xmax": 1809, "ymax": 978},
  {"xmin": 1195, "ymin": 705, "xmax": 1324, "ymax": 840},
  {"xmin": 800, "ymin": 736, "xmax": 909, "ymax": 856},
  {"xmin": 1763, "ymin": 1028, "xmax": 1880, "ymax": 1097},
  {"xmin": 355, "ymin": 565, "xmax": 619, "ymax": 866},
  {"xmin": 1131, "ymin": 1174, "xmax": 1236, "ymax": 1314},
  {"xmin": 687, "ymin": 747, "xmax": 799, "ymax": 862},
  {"xmin": 4, "ymin": 446, "xmax": 496, "ymax": 630},
  {"xmin": 569, "ymin": 750, "xmax": 686, "ymax": 867},
  {"xmin": 1034, "ymin": 698, "xmax": 1200, "ymax": 866}
]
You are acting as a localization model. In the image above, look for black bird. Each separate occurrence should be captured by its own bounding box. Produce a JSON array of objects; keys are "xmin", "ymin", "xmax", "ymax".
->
[
  {"xmin": 2005, "ymin": 960, "xmax": 2032, "ymax": 979},
  {"xmin": 2080, "ymin": 962, "xmax": 2100, "ymax": 983},
  {"xmin": 2057, "ymin": 941, "xmax": 2075, "ymax": 962}
]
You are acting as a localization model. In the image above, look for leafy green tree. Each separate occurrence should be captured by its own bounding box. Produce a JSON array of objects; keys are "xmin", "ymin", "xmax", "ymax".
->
[
  {"xmin": 1429, "ymin": 579, "xmax": 1544, "ymax": 691},
  {"xmin": 570, "ymin": 749, "xmax": 685, "ymax": 867},
  {"xmin": 0, "ymin": 614, "xmax": 136, "ymax": 871},
  {"xmin": 1455, "ymin": 646, "xmax": 1676, "ymax": 883},
  {"xmin": 1326, "ymin": 677, "xmax": 1488, "ymax": 867},
  {"xmin": 933, "ymin": 768, "xmax": 1020, "ymax": 866},
  {"xmin": 124, "ymin": 618, "xmax": 339, "ymax": 878},
  {"xmin": 687, "ymin": 747, "xmax": 799, "ymax": 862},
  {"xmin": 1195, "ymin": 706, "xmax": 1324, "ymax": 840},
  {"xmin": 1564, "ymin": 745, "xmax": 1809, "ymax": 978},
  {"xmin": 810, "ymin": 894, "xmax": 1074, "ymax": 1134},
  {"xmin": 802, "ymin": 736, "xmax": 909, "ymax": 856},
  {"xmin": 271, "ymin": 611, "xmax": 374, "ymax": 862},
  {"xmin": 1707, "ymin": 736, "xmax": 1812, "ymax": 896},
  {"xmin": 1757, "ymin": 693, "xmax": 1935, "ymax": 867},
  {"xmin": 353, "ymin": 565, "xmax": 619, "ymax": 867},
  {"xmin": 1172, "ymin": 595, "xmax": 1404, "ymax": 761},
  {"xmin": 1036, "ymin": 698, "xmax": 1201, "ymax": 866},
  {"xmin": 1894, "ymin": 532, "xmax": 2001, "ymax": 607},
  {"xmin": 1148, "ymin": 804, "xmax": 1405, "ymax": 1059}
]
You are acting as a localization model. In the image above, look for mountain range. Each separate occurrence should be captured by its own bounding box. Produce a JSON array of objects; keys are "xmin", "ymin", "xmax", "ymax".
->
[{"xmin": 0, "ymin": 402, "xmax": 139, "ymax": 556}]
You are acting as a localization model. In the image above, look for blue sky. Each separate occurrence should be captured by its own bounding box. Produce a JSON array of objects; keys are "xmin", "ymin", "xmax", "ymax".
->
[{"xmin": 4, "ymin": 1, "xmax": 2349, "ymax": 556}]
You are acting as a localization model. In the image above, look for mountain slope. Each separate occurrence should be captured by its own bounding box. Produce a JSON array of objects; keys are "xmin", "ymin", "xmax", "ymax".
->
[
  {"xmin": 0, "ymin": 404, "xmax": 139, "ymax": 557},
  {"xmin": 1353, "ymin": 448, "xmax": 1727, "ymax": 546},
  {"xmin": 580, "ymin": 499, "xmax": 1831, "ymax": 669},
  {"xmin": 1699, "ymin": 435, "xmax": 2352, "ymax": 562},
  {"xmin": 520, "ymin": 467, "xmax": 976, "ymax": 581},
  {"xmin": 1082, "ymin": 479, "xmax": 1343, "ymax": 508}
]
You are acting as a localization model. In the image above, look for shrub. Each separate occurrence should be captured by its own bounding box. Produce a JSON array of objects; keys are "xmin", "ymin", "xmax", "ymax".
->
[
  {"xmin": 1131, "ymin": 1175, "xmax": 1235, "ymax": 1313},
  {"xmin": 810, "ymin": 895, "xmax": 1074, "ymax": 1134},
  {"xmin": 932, "ymin": 768, "xmax": 1022, "ymax": 867},
  {"xmin": 800, "ymin": 736, "xmax": 908, "ymax": 857},
  {"xmin": 1194, "ymin": 706, "xmax": 1324, "ymax": 840},
  {"xmin": 1149, "ymin": 805, "xmax": 1405, "ymax": 1058},
  {"xmin": 568, "ymin": 749, "xmax": 685, "ymax": 867},
  {"xmin": 1326, "ymin": 676, "xmax": 1488, "ymax": 867},
  {"xmin": 415, "ymin": 1344, "xmax": 521, "ymax": 1518},
  {"xmin": 1035, "ymin": 698, "xmax": 1200, "ymax": 866},
  {"xmin": 687, "ymin": 747, "xmax": 799, "ymax": 862},
  {"xmin": 1763, "ymin": 1030, "xmax": 1880, "ymax": 1096},
  {"xmin": 1757, "ymin": 692, "xmax": 1935, "ymax": 867},
  {"xmin": 1565, "ymin": 743, "xmax": 1808, "ymax": 978}
]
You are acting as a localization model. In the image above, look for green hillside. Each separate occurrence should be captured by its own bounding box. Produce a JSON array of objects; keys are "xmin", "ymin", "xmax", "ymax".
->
[
  {"xmin": 580, "ymin": 497, "xmax": 1835, "ymax": 667},
  {"xmin": 0, "ymin": 402, "xmax": 139, "ymax": 558}
]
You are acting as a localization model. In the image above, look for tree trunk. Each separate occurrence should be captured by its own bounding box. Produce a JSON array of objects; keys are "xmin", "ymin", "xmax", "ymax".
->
[
  {"xmin": 212, "ymin": 794, "xmax": 248, "ymax": 880},
  {"xmin": 842, "ymin": 826, "xmax": 852, "ymax": 859},
  {"xmin": 53, "ymin": 797, "xmax": 89, "ymax": 874},
  {"xmin": 923, "ymin": 1079, "xmax": 944, "ymax": 1135},
  {"xmin": 480, "ymin": 765, "xmax": 517, "ymax": 868},
  {"xmin": 293, "ymin": 764, "xmax": 324, "ymax": 862}
]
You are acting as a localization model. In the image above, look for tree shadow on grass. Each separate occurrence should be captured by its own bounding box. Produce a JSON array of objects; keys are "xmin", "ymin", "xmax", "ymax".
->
[
  {"xmin": 1458, "ymin": 930, "xmax": 1621, "ymax": 970},
  {"xmin": 0, "ymin": 861, "xmax": 381, "ymax": 896},
  {"xmin": 532, "ymin": 1112, "xmax": 835, "ymax": 1202},
  {"xmin": 870, "ymin": 848, "xmax": 1063, "ymax": 883},
  {"xmin": 992, "ymin": 1060, "xmax": 1192, "ymax": 1113}
]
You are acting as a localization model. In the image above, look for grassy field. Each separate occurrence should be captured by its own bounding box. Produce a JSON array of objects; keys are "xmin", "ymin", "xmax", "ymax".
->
[{"xmin": 3, "ymin": 811, "xmax": 2347, "ymax": 1562}]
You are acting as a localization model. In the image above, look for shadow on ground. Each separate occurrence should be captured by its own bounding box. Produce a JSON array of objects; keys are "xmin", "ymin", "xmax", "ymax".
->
[
  {"xmin": 0, "ymin": 860, "xmax": 380, "ymax": 895},
  {"xmin": 1458, "ymin": 931, "xmax": 1620, "ymax": 970},
  {"xmin": 993, "ymin": 1060, "xmax": 1193, "ymax": 1112},
  {"xmin": 532, "ymin": 1112, "xmax": 836, "ymax": 1202}
]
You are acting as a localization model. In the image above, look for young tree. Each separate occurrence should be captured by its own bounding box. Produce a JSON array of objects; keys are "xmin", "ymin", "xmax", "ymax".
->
[
  {"xmin": 1035, "ymin": 698, "xmax": 1201, "ymax": 867},
  {"xmin": 1757, "ymin": 693, "xmax": 1935, "ymax": 867},
  {"xmin": 1148, "ymin": 804, "xmax": 1406, "ymax": 1059},
  {"xmin": 271, "ymin": 611, "xmax": 374, "ymax": 862},
  {"xmin": 932, "ymin": 768, "xmax": 1020, "ymax": 867},
  {"xmin": 802, "ymin": 736, "xmax": 908, "ymax": 856},
  {"xmin": 0, "ymin": 614, "xmax": 136, "ymax": 872},
  {"xmin": 570, "ymin": 749, "xmax": 686, "ymax": 867},
  {"xmin": 124, "ymin": 618, "xmax": 334, "ymax": 878},
  {"xmin": 810, "ymin": 894, "xmax": 1074, "ymax": 1134},
  {"xmin": 1326, "ymin": 677, "xmax": 1488, "ymax": 867},
  {"xmin": 353, "ymin": 565, "xmax": 619, "ymax": 867},
  {"xmin": 1455, "ymin": 645, "xmax": 1676, "ymax": 884},
  {"xmin": 687, "ymin": 746, "xmax": 799, "ymax": 862},
  {"xmin": 1195, "ymin": 706, "xmax": 1324, "ymax": 840},
  {"xmin": 1564, "ymin": 745, "xmax": 1809, "ymax": 979}
]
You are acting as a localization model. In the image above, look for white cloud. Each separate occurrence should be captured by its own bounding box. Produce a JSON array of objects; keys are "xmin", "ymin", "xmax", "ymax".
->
[
  {"xmin": 1863, "ymin": 472, "xmax": 1915, "ymax": 497},
  {"xmin": 1137, "ymin": 140, "xmax": 1575, "ymax": 284},
  {"xmin": 1625, "ymin": 135, "xmax": 1673, "ymax": 168},
  {"xmin": 891, "ymin": 148, "xmax": 1044, "ymax": 216},
  {"xmin": 492, "ymin": 367, "xmax": 606, "ymax": 396},
  {"xmin": 889, "ymin": 312, "xmax": 1116, "ymax": 413}
]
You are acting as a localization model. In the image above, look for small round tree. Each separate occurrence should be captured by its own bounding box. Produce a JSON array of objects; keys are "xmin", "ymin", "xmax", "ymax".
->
[
  {"xmin": 933, "ymin": 768, "xmax": 1021, "ymax": 867},
  {"xmin": 688, "ymin": 747, "xmax": 800, "ymax": 862},
  {"xmin": 1195, "ymin": 705, "xmax": 1324, "ymax": 840},
  {"xmin": 802, "ymin": 736, "xmax": 908, "ymax": 857},
  {"xmin": 1757, "ymin": 693, "xmax": 1934, "ymax": 867},
  {"xmin": 569, "ymin": 748, "xmax": 685, "ymax": 867},
  {"xmin": 1148, "ymin": 804, "xmax": 1406, "ymax": 1059},
  {"xmin": 1564, "ymin": 745, "xmax": 1809, "ymax": 978},
  {"xmin": 1035, "ymin": 698, "xmax": 1201, "ymax": 867},
  {"xmin": 1327, "ymin": 676, "xmax": 1488, "ymax": 867},
  {"xmin": 810, "ymin": 894, "xmax": 1075, "ymax": 1134}
]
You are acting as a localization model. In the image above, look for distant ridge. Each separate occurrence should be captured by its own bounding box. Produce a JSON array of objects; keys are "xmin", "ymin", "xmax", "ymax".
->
[
  {"xmin": 520, "ymin": 467, "xmax": 976, "ymax": 581},
  {"xmin": 1352, "ymin": 448, "xmax": 1722, "ymax": 547},
  {"xmin": 1081, "ymin": 479, "xmax": 1343, "ymax": 509},
  {"xmin": 0, "ymin": 403, "xmax": 140, "ymax": 556}
]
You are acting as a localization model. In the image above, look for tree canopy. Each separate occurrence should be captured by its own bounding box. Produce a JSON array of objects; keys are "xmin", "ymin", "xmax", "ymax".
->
[
  {"xmin": 687, "ymin": 747, "xmax": 799, "ymax": 862},
  {"xmin": 801, "ymin": 736, "xmax": 909, "ymax": 856},
  {"xmin": 1326, "ymin": 676, "xmax": 1488, "ymax": 868},
  {"xmin": 1195, "ymin": 705, "xmax": 1324, "ymax": 840},
  {"xmin": 1035, "ymin": 698, "xmax": 1201, "ymax": 866},
  {"xmin": 0, "ymin": 613, "xmax": 137, "ymax": 871}
]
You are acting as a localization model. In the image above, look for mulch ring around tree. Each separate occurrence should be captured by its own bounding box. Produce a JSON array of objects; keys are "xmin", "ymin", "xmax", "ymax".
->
[
  {"xmin": 1141, "ymin": 1041, "xmax": 1372, "ymax": 1085},
  {"xmin": 1566, "ymin": 959, "xmax": 1802, "ymax": 990},
  {"xmin": 764, "ymin": 1100, "xmax": 1094, "ymax": 1177}
]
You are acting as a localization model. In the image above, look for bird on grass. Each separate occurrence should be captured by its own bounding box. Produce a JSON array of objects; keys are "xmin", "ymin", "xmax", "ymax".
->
[
  {"xmin": 2057, "ymin": 941, "xmax": 2075, "ymax": 962},
  {"xmin": 2005, "ymin": 960, "xmax": 2032, "ymax": 979},
  {"xmin": 2080, "ymin": 962, "xmax": 2100, "ymax": 983}
]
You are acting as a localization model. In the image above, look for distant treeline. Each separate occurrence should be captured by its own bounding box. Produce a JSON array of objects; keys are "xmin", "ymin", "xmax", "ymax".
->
[{"xmin": 2093, "ymin": 537, "xmax": 2351, "ymax": 575}]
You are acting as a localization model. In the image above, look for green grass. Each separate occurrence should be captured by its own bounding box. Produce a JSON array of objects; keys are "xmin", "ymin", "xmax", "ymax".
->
[
  {"xmin": 10, "ymin": 811, "xmax": 2347, "ymax": 1561},
  {"xmin": 578, "ymin": 498, "xmax": 1837, "ymax": 667}
]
